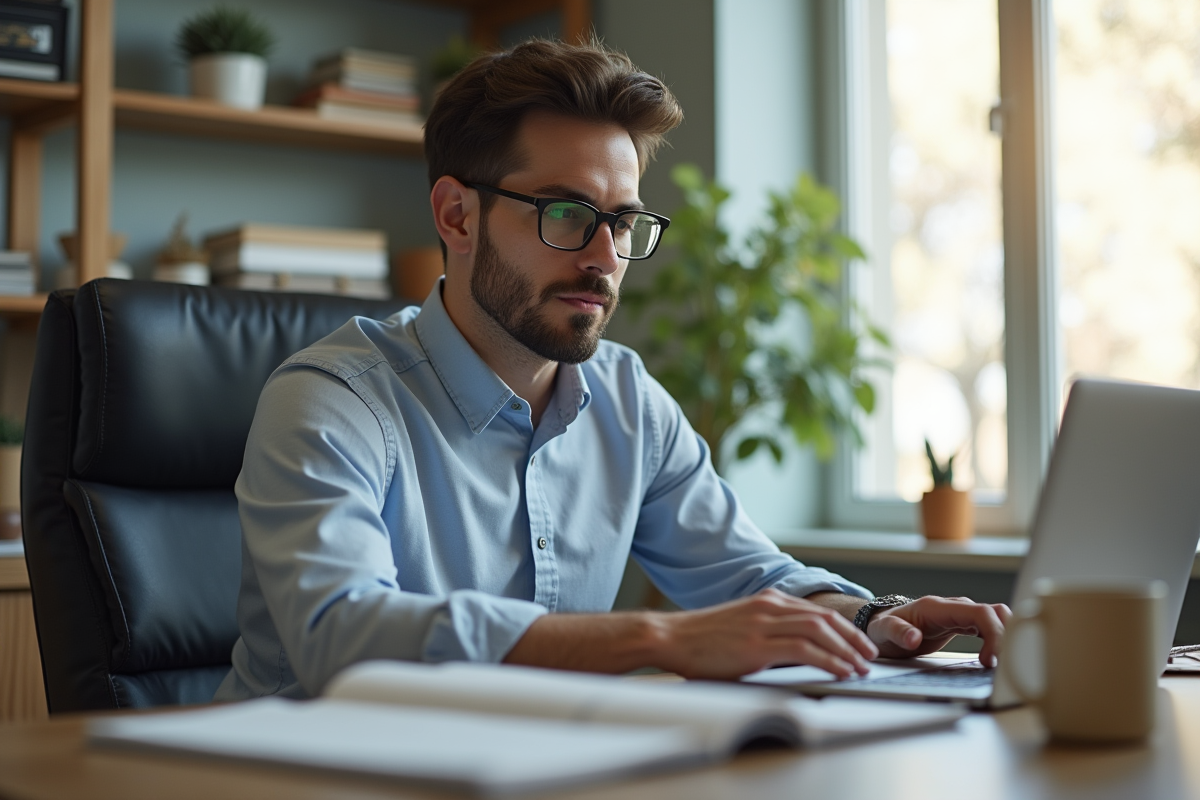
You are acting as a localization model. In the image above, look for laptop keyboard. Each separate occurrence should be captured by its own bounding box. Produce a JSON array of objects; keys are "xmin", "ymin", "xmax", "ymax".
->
[{"xmin": 862, "ymin": 665, "xmax": 996, "ymax": 689}]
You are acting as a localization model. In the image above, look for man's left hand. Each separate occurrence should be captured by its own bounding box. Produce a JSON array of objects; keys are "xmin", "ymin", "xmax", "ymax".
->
[{"xmin": 867, "ymin": 596, "xmax": 1012, "ymax": 667}]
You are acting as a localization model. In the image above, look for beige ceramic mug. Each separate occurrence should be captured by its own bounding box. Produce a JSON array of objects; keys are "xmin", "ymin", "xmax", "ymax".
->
[{"xmin": 1007, "ymin": 578, "xmax": 1165, "ymax": 743}]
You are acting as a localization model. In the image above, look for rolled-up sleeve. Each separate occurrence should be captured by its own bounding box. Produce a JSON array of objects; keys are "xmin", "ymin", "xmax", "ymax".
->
[
  {"xmin": 237, "ymin": 366, "xmax": 546, "ymax": 696},
  {"xmin": 631, "ymin": 371, "xmax": 871, "ymax": 609}
]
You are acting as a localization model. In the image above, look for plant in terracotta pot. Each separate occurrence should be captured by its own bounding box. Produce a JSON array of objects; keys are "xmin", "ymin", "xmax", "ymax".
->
[
  {"xmin": 0, "ymin": 415, "xmax": 22, "ymax": 540},
  {"xmin": 919, "ymin": 439, "xmax": 973, "ymax": 541},
  {"xmin": 177, "ymin": 5, "xmax": 276, "ymax": 110}
]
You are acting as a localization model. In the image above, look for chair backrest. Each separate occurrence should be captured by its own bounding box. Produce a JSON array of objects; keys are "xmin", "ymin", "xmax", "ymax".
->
[{"xmin": 22, "ymin": 279, "xmax": 412, "ymax": 713}]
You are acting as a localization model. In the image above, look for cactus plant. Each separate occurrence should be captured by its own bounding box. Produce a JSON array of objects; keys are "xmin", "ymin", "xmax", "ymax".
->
[{"xmin": 924, "ymin": 439, "xmax": 955, "ymax": 488}]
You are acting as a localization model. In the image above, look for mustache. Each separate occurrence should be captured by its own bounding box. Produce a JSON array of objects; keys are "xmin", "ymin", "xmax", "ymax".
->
[{"xmin": 538, "ymin": 276, "xmax": 619, "ymax": 307}]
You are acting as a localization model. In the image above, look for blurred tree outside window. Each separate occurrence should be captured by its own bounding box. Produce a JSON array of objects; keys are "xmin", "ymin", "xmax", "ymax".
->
[{"xmin": 837, "ymin": 0, "xmax": 1200, "ymax": 534}]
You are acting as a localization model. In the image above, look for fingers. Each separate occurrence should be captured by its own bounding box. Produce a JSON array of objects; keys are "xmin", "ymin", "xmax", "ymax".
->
[
  {"xmin": 871, "ymin": 613, "xmax": 923, "ymax": 652},
  {"xmin": 768, "ymin": 638, "xmax": 864, "ymax": 680},
  {"xmin": 875, "ymin": 597, "xmax": 1013, "ymax": 664},
  {"xmin": 977, "ymin": 603, "xmax": 1011, "ymax": 667},
  {"xmin": 764, "ymin": 612, "xmax": 876, "ymax": 676},
  {"xmin": 732, "ymin": 591, "xmax": 881, "ymax": 678}
]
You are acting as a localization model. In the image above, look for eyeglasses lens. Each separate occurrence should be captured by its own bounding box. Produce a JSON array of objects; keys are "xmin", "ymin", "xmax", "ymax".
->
[{"xmin": 540, "ymin": 202, "xmax": 661, "ymax": 258}]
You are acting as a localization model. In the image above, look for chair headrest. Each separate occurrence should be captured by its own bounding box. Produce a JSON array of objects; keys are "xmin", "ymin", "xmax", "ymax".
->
[{"xmin": 71, "ymin": 279, "xmax": 411, "ymax": 488}]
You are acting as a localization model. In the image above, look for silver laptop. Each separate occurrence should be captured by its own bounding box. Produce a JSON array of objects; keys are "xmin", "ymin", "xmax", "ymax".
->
[{"xmin": 745, "ymin": 378, "xmax": 1200, "ymax": 709}]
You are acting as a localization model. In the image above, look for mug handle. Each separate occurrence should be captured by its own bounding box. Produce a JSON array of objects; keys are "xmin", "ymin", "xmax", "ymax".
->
[{"xmin": 1005, "ymin": 609, "xmax": 1045, "ymax": 704}]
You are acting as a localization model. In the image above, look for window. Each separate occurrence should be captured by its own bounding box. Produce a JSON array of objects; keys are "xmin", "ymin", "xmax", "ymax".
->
[
  {"xmin": 825, "ymin": 0, "xmax": 1058, "ymax": 534},
  {"xmin": 823, "ymin": 0, "xmax": 1200, "ymax": 536},
  {"xmin": 1054, "ymin": 2, "xmax": 1200, "ymax": 392}
]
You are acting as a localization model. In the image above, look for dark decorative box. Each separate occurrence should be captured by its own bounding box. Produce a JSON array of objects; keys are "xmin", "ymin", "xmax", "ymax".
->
[{"xmin": 0, "ymin": 0, "xmax": 67, "ymax": 82}]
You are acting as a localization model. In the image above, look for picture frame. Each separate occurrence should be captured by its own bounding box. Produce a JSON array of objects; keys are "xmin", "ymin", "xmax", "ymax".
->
[{"xmin": 0, "ymin": 0, "xmax": 68, "ymax": 82}]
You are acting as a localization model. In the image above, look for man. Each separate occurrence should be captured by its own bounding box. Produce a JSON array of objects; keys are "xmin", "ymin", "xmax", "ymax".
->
[{"xmin": 216, "ymin": 39, "xmax": 1009, "ymax": 702}]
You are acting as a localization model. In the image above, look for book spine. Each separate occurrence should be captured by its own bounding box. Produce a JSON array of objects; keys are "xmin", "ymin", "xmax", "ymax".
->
[
  {"xmin": 315, "ymin": 103, "xmax": 422, "ymax": 126},
  {"xmin": 0, "ymin": 58, "xmax": 58, "ymax": 81},
  {"xmin": 308, "ymin": 66, "xmax": 415, "ymax": 96},
  {"xmin": 216, "ymin": 273, "xmax": 391, "ymax": 299},
  {"xmin": 295, "ymin": 83, "xmax": 421, "ymax": 111},
  {"xmin": 209, "ymin": 243, "xmax": 388, "ymax": 278},
  {"xmin": 204, "ymin": 225, "xmax": 387, "ymax": 252}
]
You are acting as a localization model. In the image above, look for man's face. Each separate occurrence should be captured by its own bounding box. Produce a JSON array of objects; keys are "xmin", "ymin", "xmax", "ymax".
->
[{"xmin": 468, "ymin": 111, "xmax": 640, "ymax": 364}]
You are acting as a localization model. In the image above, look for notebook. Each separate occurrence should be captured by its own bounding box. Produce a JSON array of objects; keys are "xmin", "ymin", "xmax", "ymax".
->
[{"xmin": 90, "ymin": 660, "xmax": 965, "ymax": 795}]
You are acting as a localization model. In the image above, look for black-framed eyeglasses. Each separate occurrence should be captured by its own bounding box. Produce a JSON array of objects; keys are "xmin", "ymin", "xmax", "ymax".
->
[{"xmin": 467, "ymin": 183, "xmax": 670, "ymax": 260}]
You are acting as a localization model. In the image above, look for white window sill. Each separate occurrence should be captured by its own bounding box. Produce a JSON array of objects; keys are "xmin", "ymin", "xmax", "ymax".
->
[
  {"xmin": 769, "ymin": 529, "xmax": 1029, "ymax": 573},
  {"xmin": 772, "ymin": 529, "xmax": 1200, "ymax": 579}
]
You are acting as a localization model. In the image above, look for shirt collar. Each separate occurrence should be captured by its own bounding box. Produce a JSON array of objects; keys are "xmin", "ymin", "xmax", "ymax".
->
[
  {"xmin": 414, "ymin": 278, "xmax": 596, "ymax": 433},
  {"xmin": 555, "ymin": 361, "xmax": 592, "ymax": 426},
  {"xmin": 414, "ymin": 279, "xmax": 514, "ymax": 434}
]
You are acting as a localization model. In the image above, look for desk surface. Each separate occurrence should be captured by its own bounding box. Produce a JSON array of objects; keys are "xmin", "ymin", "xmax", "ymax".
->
[{"xmin": 2, "ymin": 678, "xmax": 1200, "ymax": 800}]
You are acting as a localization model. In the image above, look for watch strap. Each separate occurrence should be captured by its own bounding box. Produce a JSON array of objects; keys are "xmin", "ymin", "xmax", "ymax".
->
[{"xmin": 853, "ymin": 594, "xmax": 914, "ymax": 632}]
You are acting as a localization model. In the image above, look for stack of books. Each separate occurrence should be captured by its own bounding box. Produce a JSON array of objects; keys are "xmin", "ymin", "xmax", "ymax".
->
[
  {"xmin": 0, "ymin": 251, "xmax": 35, "ymax": 295},
  {"xmin": 295, "ymin": 48, "xmax": 421, "ymax": 127},
  {"xmin": 205, "ymin": 223, "xmax": 390, "ymax": 300}
]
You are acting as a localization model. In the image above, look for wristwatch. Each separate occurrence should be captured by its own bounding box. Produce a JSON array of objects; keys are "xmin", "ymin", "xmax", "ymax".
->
[{"xmin": 853, "ymin": 594, "xmax": 914, "ymax": 633}]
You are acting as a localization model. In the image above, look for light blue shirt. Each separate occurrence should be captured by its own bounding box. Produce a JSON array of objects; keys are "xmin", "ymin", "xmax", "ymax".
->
[{"xmin": 215, "ymin": 281, "xmax": 870, "ymax": 701}]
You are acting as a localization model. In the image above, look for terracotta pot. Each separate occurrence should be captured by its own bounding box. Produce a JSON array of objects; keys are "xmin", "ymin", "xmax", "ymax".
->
[
  {"xmin": 393, "ymin": 247, "xmax": 444, "ymax": 302},
  {"xmin": 920, "ymin": 485, "xmax": 973, "ymax": 541},
  {"xmin": 0, "ymin": 444, "xmax": 20, "ymax": 540}
]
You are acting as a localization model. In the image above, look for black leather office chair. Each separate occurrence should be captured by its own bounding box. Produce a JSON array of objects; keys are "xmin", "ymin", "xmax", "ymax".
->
[{"xmin": 21, "ymin": 278, "xmax": 411, "ymax": 713}]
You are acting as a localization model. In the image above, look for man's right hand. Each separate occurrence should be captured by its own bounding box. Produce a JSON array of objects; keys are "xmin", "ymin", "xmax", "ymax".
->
[
  {"xmin": 650, "ymin": 588, "xmax": 877, "ymax": 680},
  {"xmin": 504, "ymin": 588, "xmax": 878, "ymax": 678}
]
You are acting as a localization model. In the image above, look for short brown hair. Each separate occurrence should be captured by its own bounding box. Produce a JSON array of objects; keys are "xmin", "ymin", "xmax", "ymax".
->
[{"xmin": 424, "ymin": 38, "xmax": 683, "ymax": 192}]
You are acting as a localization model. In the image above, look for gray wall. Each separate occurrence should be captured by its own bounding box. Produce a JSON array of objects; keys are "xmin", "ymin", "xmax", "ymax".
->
[{"xmin": 712, "ymin": 0, "xmax": 824, "ymax": 532}]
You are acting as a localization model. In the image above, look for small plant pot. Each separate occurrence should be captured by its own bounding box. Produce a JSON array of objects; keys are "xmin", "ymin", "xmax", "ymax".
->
[
  {"xmin": 920, "ymin": 486, "xmax": 973, "ymax": 541},
  {"xmin": 189, "ymin": 53, "xmax": 267, "ymax": 110}
]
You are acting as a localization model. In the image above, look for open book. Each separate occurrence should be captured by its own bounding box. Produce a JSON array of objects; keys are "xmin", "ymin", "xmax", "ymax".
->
[{"xmin": 90, "ymin": 660, "xmax": 966, "ymax": 796}]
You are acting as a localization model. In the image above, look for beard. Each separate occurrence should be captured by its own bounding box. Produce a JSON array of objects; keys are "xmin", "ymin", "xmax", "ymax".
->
[{"xmin": 469, "ymin": 215, "xmax": 618, "ymax": 364}]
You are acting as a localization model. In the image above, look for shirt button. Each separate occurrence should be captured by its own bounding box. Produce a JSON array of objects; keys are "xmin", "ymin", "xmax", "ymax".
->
[
  {"xmin": 511, "ymin": 402, "xmax": 522, "ymax": 411},
  {"xmin": 537, "ymin": 537, "xmax": 548, "ymax": 550},
  {"xmin": 530, "ymin": 455, "xmax": 537, "ymax": 466}
]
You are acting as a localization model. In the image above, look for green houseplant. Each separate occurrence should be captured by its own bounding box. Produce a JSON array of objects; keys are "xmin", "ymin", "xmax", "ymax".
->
[
  {"xmin": 176, "ymin": 6, "xmax": 276, "ymax": 110},
  {"xmin": 429, "ymin": 35, "xmax": 479, "ymax": 105},
  {"xmin": 624, "ymin": 164, "xmax": 887, "ymax": 475},
  {"xmin": 919, "ymin": 439, "xmax": 972, "ymax": 540},
  {"xmin": 430, "ymin": 35, "xmax": 478, "ymax": 84}
]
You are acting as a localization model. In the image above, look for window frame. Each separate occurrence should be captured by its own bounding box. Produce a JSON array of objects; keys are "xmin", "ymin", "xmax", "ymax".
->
[{"xmin": 819, "ymin": 0, "xmax": 1061, "ymax": 536}]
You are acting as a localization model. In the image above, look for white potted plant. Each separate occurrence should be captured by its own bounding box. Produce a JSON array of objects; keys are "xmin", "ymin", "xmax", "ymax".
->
[{"xmin": 177, "ymin": 5, "xmax": 275, "ymax": 110}]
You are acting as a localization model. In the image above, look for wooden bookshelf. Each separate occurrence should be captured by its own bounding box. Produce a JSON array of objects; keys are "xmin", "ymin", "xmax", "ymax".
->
[
  {"xmin": 0, "ymin": 0, "xmax": 591, "ymax": 321},
  {"xmin": 113, "ymin": 90, "xmax": 425, "ymax": 157},
  {"xmin": 0, "ymin": 295, "xmax": 47, "ymax": 316},
  {"xmin": 0, "ymin": 77, "xmax": 76, "ymax": 118}
]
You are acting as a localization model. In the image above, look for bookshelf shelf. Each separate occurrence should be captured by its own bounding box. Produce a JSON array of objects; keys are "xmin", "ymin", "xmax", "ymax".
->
[
  {"xmin": 0, "ymin": 78, "xmax": 76, "ymax": 137},
  {"xmin": 0, "ymin": 78, "xmax": 76, "ymax": 111},
  {"xmin": 113, "ymin": 89, "xmax": 425, "ymax": 157},
  {"xmin": 0, "ymin": 294, "xmax": 48, "ymax": 315}
]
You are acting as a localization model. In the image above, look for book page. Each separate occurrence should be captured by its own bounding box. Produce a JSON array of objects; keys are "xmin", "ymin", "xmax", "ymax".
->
[
  {"xmin": 326, "ymin": 661, "xmax": 798, "ymax": 756},
  {"xmin": 90, "ymin": 698, "xmax": 703, "ymax": 795}
]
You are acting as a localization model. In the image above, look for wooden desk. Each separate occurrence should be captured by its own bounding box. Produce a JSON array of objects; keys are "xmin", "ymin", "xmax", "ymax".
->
[
  {"xmin": 1, "ymin": 679, "xmax": 1199, "ymax": 800},
  {"xmin": 0, "ymin": 545, "xmax": 47, "ymax": 722}
]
